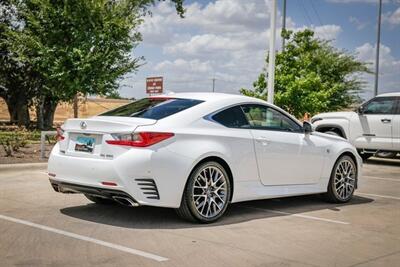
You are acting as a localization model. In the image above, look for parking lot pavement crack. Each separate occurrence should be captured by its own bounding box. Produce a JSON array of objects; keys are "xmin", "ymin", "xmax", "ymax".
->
[{"xmin": 346, "ymin": 250, "xmax": 400, "ymax": 267}]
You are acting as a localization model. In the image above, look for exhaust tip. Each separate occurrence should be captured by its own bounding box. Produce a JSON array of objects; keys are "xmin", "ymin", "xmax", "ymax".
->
[{"xmin": 112, "ymin": 196, "xmax": 139, "ymax": 207}]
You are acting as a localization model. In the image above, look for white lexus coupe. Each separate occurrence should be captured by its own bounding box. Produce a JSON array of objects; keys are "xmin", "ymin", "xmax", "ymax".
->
[{"xmin": 48, "ymin": 93, "xmax": 362, "ymax": 223}]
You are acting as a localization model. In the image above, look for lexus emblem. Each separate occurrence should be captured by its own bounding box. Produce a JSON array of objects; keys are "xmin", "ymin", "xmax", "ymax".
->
[{"xmin": 80, "ymin": 121, "xmax": 87, "ymax": 129}]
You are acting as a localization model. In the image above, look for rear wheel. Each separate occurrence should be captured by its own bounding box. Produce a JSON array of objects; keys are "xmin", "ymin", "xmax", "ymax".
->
[
  {"xmin": 176, "ymin": 161, "xmax": 231, "ymax": 223},
  {"xmin": 84, "ymin": 194, "xmax": 115, "ymax": 205},
  {"xmin": 325, "ymin": 155, "xmax": 357, "ymax": 203}
]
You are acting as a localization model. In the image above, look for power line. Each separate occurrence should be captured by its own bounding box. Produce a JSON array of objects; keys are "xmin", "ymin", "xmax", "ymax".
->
[
  {"xmin": 310, "ymin": 0, "xmax": 324, "ymax": 26},
  {"xmin": 298, "ymin": 0, "xmax": 313, "ymax": 25}
]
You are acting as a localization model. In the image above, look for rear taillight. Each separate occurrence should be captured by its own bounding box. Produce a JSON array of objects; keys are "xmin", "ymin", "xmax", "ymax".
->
[
  {"xmin": 56, "ymin": 127, "xmax": 65, "ymax": 141},
  {"xmin": 106, "ymin": 132, "xmax": 174, "ymax": 147}
]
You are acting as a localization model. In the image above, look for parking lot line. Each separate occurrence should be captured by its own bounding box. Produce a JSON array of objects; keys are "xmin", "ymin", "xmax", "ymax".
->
[
  {"xmin": 357, "ymin": 193, "xmax": 400, "ymax": 200},
  {"xmin": 0, "ymin": 214, "xmax": 168, "ymax": 262},
  {"xmin": 362, "ymin": 176, "xmax": 400, "ymax": 182},
  {"xmin": 239, "ymin": 206, "xmax": 350, "ymax": 225}
]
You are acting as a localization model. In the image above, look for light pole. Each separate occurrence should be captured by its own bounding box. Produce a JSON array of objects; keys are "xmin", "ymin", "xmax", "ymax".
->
[
  {"xmin": 374, "ymin": 0, "xmax": 382, "ymax": 96},
  {"xmin": 282, "ymin": 0, "xmax": 287, "ymax": 51},
  {"xmin": 267, "ymin": 0, "xmax": 277, "ymax": 104}
]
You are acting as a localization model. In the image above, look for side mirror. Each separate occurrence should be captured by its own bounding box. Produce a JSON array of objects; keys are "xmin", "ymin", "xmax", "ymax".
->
[
  {"xmin": 303, "ymin": 121, "xmax": 312, "ymax": 134},
  {"xmin": 357, "ymin": 105, "xmax": 364, "ymax": 115}
]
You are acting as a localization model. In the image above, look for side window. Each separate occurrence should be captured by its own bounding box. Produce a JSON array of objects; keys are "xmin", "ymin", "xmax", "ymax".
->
[
  {"xmin": 212, "ymin": 106, "xmax": 249, "ymax": 128},
  {"xmin": 363, "ymin": 97, "xmax": 396, "ymax": 115},
  {"xmin": 397, "ymin": 97, "xmax": 400, "ymax": 114},
  {"xmin": 241, "ymin": 105, "xmax": 302, "ymax": 132}
]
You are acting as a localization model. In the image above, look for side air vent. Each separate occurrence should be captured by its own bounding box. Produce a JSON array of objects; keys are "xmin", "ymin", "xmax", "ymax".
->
[{"xmin": 135, "ymin": 179, "xmax": 160, "ymax": 200}]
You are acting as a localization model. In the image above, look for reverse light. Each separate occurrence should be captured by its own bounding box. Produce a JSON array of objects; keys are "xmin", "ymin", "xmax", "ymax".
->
[{"xmin": 106, "ymin": 132, "xmax": 174, "ymax": 147}]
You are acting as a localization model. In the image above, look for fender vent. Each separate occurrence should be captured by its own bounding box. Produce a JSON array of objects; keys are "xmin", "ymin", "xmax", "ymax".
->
[{"xmin": 135, "ymin": 179, "xmax": 160, "ymax": 200}]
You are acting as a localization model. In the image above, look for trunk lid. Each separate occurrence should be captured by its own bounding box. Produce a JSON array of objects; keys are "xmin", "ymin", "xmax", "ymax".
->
[
  {"xmin": 59, "ymin": 116, "xmax": 156, "ymax": 159},
  {"xmin": 63, "ymin": 116, "xmax": 156, "ymax": 133}
]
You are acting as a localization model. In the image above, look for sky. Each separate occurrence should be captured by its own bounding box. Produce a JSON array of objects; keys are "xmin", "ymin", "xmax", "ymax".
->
[{"xmin": 119, "ymin": 0, "xmax": 400, "ymax": 100}]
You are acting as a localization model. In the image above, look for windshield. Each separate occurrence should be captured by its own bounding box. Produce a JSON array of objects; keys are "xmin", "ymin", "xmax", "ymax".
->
[{"xmin": 100, "ymin": 98, "xmax": 203, "ymax": 120}]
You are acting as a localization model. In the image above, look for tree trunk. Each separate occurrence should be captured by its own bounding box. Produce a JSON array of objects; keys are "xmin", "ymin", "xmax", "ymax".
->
[
  {"xmin": 73, "ymin": 93, "xmax": 78, "ymax": 118},
  {"xmin": 36, "ymin": 94, "xmax": 58, "ymax": 130},
  {"xmin": 2, "ymin": 92, "xmax": 31, "ymax": 128}
]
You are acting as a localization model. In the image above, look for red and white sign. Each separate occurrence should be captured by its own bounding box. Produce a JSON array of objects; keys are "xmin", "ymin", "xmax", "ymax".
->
[{"xmin": 146, "ymin": 77, "xmax": 163, "ymax": 94}]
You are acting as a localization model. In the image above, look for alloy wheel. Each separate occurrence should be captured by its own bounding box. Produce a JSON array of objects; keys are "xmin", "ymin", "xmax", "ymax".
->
[
  {"xmin": 192, "ymin": 166, "xmax": 228, "ymax": 218},
  {"xmin": 334, "ymin": 159, "xmax": 356, "ymax": 200}
]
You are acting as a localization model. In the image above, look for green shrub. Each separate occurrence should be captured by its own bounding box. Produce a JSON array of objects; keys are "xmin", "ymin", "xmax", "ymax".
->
[{"xmin": 0, "ymin": 130, "xmax": 31, "ymax": 156}]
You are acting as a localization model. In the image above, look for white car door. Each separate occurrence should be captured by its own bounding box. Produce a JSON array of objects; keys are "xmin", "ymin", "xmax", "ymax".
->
[
  {"xmin": 241, "ymin": 104, "xmax": 326, "ymax": 186},
  {"xmin": 393, "ymin": 97, "xmax": 400, "ymax": 151},
  {"xmin": 354, "ymin": 97, "xmax": 397, "ymax": 150}
]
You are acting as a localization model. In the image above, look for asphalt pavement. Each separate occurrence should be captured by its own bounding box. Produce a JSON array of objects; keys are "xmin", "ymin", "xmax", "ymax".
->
[{"xmin": 0, "ymin": 157, "xmax": 399, "ymax": 267}]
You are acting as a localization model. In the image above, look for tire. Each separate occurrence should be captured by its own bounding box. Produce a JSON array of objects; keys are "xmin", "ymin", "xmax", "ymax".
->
[
  {"xmin": 175, "ymin": 161, "xmax": 231, "ymax": 223},
  {"xmin": 84, "ymin": 194, "xmax": 115, "ymax": 205},
  {"xmin": 325, "ymin": 155, "xmax": 357, "ymax": 203},
  {"xmin": 358, "ymin": 151, "xmax": 372, "ymax": 161},
  {"xmin": 375, "ymin": 151, "xmax": 397, "ymax": 159}
]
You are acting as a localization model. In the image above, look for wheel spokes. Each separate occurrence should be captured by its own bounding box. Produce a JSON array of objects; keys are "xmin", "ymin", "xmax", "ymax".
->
[
  {"xmin": 192, "ymin": 166, "xmax": 227, "ymax": 218},
  {"xmin": 334, "ymin": 160, "xmax": 356, "ymax": 200}
]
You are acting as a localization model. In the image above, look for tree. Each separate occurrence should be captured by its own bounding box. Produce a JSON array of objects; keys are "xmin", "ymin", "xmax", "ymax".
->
[
  {"xmin": 3, "ymin": 0, "xmax": 184, "ymax": 129},
  {"xmin": 0, "ymin": 0, "xmax": 42, "ymax": 127},
  {"xmin": 240, "ymin": 29, "xmax": 370, "ymax": 118}
]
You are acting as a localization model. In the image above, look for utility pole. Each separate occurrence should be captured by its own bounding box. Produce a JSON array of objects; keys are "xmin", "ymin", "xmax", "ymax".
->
[
  {"xmin": 374, "ymin": 0, "xmax": 382, "ymax": 96},
  {"xmin": 267, "ymin": 0, "xmax": 277, "ymax": 104},
  {"xmin": 282, "ymin": 0, "xmax": 287, "ymax": 50},
  {"xmin": 212, "ymin": 77, "xmax": 216, "ymax": 92}
]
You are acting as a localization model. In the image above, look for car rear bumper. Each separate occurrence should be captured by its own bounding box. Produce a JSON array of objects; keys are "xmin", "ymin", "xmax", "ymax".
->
[
  {"xmin": 48, "ymin": 143, "xmax": 193, "ymax": 208},
  {"xmin": 49, "ymin": 179, "xmax": 139, "ymax": 206}
]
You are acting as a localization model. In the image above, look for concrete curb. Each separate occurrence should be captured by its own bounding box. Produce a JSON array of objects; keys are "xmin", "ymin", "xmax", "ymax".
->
[{"xmin": 0, "ymin": 162, "xmax": 48, "ymax": 172}]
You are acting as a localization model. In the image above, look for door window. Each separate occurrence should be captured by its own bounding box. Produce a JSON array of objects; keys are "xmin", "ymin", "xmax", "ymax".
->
[
  {"xmin": 363, "ymin": 97, "xmax": 396, "ymax": 115},
  {"xmin": 241, "ymin": 105, "xmax": 302, "ymax": 132}
]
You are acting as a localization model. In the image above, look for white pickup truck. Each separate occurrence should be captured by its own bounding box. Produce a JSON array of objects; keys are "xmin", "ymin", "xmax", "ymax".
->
[{"xmin": 312, "ymin": 92, "xmax": 400, "ymax": 160}]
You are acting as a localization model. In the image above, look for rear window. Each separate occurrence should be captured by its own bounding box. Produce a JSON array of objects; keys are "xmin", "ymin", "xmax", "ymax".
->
[{"xmin": 100, "ymin": 98, "xmax": 203, "ymax": 120}]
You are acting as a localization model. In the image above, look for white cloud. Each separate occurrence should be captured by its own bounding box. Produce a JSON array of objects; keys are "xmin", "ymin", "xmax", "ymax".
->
[
  {"xmin": 349, "ymin": 16, "xmax": 369, "ymax": 30},
  {"xmin": 154, "ymin": 59, "xmax": 213, "ymax": 73},
  {"xmin": 383, "ymin": 7, "xmax": 400, "ymax": 26},
  {"xmin": 119, "ymin": 0, "xmax": 367, "ymax": 99},
  {"xmin": 313, "ymin": 25, "xmax": 343, "ymax": 40},
  {"xmin": 355, "ymin": 43, "xmax": 400, "ymax": 97}
]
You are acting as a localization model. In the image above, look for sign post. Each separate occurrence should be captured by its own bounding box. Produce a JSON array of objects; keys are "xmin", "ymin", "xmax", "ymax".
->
[{"xmin": 146, "ymin": 77, "xmax": 163, "ymax": 95}]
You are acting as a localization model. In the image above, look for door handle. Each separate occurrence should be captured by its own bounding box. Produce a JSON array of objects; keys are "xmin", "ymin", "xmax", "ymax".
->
[
  {"xmin": 381, "ymin": 118, "xmax": 391, "ymax": 123},
  {"xmin": 255, "ymin": 137, "xmax": 270, "ymax": 145}
]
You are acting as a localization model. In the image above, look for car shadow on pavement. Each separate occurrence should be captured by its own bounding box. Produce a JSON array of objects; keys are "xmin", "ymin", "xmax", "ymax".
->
[{"xmin": 60, "ymin": 194, "xmax": 373, "ymax": 229}]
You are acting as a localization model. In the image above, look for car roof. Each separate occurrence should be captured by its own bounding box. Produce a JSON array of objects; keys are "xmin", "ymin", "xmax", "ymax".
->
[
  {"xmin": 151, "ymin": 92, "xmax": 264, "ymax": 103},
  {"xmin": 151, "ymin": 92, "xmax": 302, "ymax": 126},
  {"xmin": 377, "ymin": 92, "xmax": 400, "ymax": 97}
]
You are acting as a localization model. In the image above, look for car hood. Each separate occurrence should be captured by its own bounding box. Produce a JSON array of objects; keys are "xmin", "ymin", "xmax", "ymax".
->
[{"xmin": 312, "ymin": 111, "xmax": 356, "ymax": 120}]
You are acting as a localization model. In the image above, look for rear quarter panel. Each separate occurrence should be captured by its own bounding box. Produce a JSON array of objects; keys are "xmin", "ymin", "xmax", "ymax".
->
[{"xmin": 137, "ymin": 119, "xmax": 260, "ymax": 205}]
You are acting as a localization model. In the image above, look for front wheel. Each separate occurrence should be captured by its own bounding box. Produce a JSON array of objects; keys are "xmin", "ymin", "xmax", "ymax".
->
[
  {"xmin": 175, "ymin": 161, "xmax": 231, "ymax": 223},
  {"xmin": 325, "ymin": 155, "xmax": 357, "ymax": 203}
]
